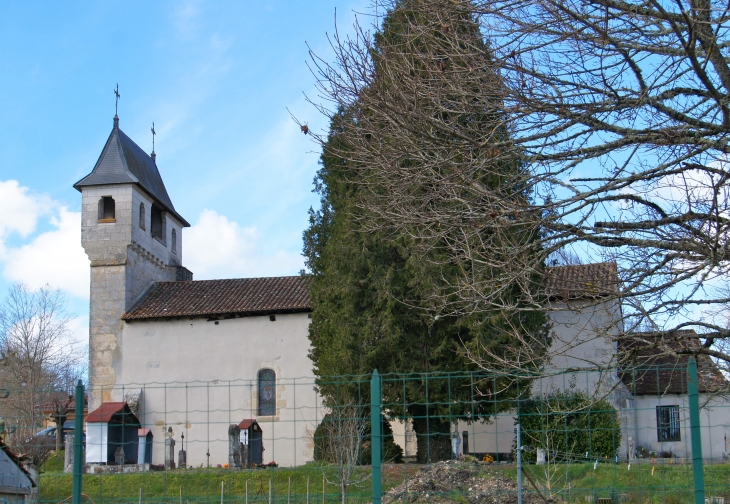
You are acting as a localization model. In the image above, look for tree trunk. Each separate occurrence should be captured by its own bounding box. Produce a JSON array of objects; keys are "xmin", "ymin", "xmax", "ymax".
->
[
  {"xmin": 412, "ymin": 416, "xmax": 453, "ymax": 463},
  {"xmin": 52, "ymin": 413, "xmax": 67, "ymax": 453}
]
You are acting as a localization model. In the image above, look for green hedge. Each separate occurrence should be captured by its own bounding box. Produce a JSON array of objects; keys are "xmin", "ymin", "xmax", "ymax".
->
[{"xmin": 517, "ymin": 391, "xmax": 620, "ymax": 463}]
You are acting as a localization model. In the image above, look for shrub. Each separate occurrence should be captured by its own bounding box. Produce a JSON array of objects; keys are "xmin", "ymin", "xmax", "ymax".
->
[
  {"xmin": 517, "ymin": 391, "xmax": 620, "ymax": 463},
  {"xmin": 313, "ymin": 411, "xmax": 403, "ymax": 464}
]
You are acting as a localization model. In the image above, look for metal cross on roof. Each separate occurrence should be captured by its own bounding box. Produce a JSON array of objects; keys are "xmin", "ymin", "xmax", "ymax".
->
[
  {"xmin": 151, "ymin": 122, "xmax": 156, "ymax": 152},
  {"xmin": 114, "ymin": 84, "xmax": 121, "ymax": 116}
]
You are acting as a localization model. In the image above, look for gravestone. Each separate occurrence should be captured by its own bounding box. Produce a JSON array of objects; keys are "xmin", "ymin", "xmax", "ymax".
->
[
  {"xmin": 451, "ymin": 434, "xmax": 461, "ymax": 459},
  {"xmin": 64, "ymin": 435, "xmax": 74, "ymax": 473},
  {"xmin": 536, "ymin": 448, "xmax": 546, "ymax": 465},
  {"xmin": 228, "ymin": 425, "xmax": 242, "ymax": 468},
  {"xmin": 114, "ymin": 446, "xmax": 125, "ymax": 466},
  {"xmin": 240, "ymin": 429, "xmax": 250, "ymax": 469},
  {"xmin": 165, "ymin": 437, "xmax": 176, "ymax": 470}
]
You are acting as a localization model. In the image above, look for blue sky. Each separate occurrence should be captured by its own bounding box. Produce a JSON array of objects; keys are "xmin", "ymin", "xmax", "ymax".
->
[{"xmin": 0, "ymin": 0, "xmax": 367, "ymax": 341}]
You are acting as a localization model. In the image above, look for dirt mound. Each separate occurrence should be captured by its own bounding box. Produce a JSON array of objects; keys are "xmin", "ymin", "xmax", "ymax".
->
[{"xmin": 382, "ymin": 461, "xmax": 556, "ymax": 504}]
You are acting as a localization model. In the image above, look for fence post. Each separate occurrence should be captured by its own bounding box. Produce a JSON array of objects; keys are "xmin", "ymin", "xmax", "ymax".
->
[
  {"xmin": 687, "ymin": 357, "xmax": 705, "ymax": 504},
  {"xmin": 72, "ymin": 379, "xmax": 84, "ymax": 504},
  {"xmin": 516, "ymin": 423, "xmax": 523, "ymax": 504},
  {"xmin": 371, "ymin": 369, "xmax": 382, "ymax": 504}
]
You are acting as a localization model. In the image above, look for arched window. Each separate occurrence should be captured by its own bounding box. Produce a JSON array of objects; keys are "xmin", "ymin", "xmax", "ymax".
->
[
  {"xmin": 171, "ymin": 229, "xmax": 177, "ymax": 254},
  {"xmin": 98, "ymin": 196, "xmax": 115, "ymax": 222},
  {"xmin": 139, "ymin": 203, "xmax": 146, "ymax": 230},
  {"xmin": 258, "ymin": 369, "xmax": 276, "ymax": 416}
]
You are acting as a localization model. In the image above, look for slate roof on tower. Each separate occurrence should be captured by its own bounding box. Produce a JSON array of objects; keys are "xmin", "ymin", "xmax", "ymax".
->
[
  {"xmin": 122, "ymin": 276, "xmax": 312, "ymax": 320},
  {"xmin": 74, "ymin": 117, "xmax": 190, "ymax": 226}
]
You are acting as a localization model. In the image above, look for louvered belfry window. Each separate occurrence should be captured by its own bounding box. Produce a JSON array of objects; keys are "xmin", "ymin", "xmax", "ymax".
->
[{"xmin": 258, "ymin": 369, "xmax": 276, "ymax": 416}]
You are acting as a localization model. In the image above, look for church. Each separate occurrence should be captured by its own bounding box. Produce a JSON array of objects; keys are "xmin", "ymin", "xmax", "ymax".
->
[
  {"xmin": 75, "ymin": 115, "xmax": 317, "ymax": 467},
  {"xmin": 76, "ymin": 115, "xmax": 730, "ymax": 468}
]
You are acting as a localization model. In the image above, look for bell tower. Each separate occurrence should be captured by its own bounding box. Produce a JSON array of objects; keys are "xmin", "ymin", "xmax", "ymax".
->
[{"xmin": 75, "ymin": 115, "xmax": 191, "ymax": 409}]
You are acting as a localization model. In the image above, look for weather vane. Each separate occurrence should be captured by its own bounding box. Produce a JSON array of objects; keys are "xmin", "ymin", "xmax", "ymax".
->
[
  {"xmin": 151, "ymin": 122, "xmax": 156, "ymax": 152},
  {"xmin": 114, "ymin": 84, "xmax": 121, "ymax": 116}
]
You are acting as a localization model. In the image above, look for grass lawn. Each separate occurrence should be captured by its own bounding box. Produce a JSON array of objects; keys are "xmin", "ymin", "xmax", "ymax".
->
[
  {"xmin": 514, "ymin": 462, "xmax": 730, "ymax": 503},
  {"xmin": 39, "ymin": 454, "xmax": 414, "ymax": 504},
  {"xmin": 40, "ymin": 454, "xmax": 730, "ymax": 504}
]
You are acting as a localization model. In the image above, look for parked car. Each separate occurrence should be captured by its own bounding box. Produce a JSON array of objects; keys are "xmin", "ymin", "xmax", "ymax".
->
[{"xmin": 31, "ymin": 426, "xmax": 86, "ymax": 449}]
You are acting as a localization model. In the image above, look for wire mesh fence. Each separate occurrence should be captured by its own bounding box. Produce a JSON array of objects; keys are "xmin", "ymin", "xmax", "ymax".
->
[{"xmin": 1, "ymin": 364, "xmax": 729, "ymax": 504}]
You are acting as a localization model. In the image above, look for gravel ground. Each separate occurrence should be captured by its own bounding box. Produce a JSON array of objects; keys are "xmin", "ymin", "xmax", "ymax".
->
[{"xmin": 382, "ymin": 461, "xmax": 558, "ymax": 504}]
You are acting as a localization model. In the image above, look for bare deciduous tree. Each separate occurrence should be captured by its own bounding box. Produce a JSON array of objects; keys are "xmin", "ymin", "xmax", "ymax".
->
[
  {"xmin": 48, "ymin": 394, "xmax": 74, "ymax": 452},
  {"xmin": 303, "ymin": 0, "xmax": 730, "ymax": 375},
  {"xmin": 0, "ymin": 284, "xmax": 85, "ymax": 447},
  {"xmin": 318, "ymin": 403, "xmax": 369, "ymax": 504}
]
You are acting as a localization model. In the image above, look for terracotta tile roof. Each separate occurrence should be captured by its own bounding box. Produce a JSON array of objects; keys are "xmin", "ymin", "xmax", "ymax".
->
[
  {"xmin": 546, "ymin": 262, "xmax": 619, "ymax": 300},
  {"xmin": 123, "ymin": 276, "xmax": 311, "ymax": 320},
  {"xmin": 237, "ymin": 419, "xmax": 260, "ymax": 430},
  {"xmin": 86, "ymin": 402, "xmax": 139, "ymax": 424},
  {"xmin": 39, "ymin": 395, "xmax": 88, "ymax": 413},
  {"xmin": 618, "ymin": 331, "xmax": 728, "ymax": 395}
]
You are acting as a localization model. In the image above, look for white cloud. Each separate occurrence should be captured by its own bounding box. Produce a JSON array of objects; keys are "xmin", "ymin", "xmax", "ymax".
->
[
  {"xmin": 174, "ymin": 0, "xmax": 203, "ymax": 38},
  {"xmin": 185, "ymin": 209, "xmax": 303, "ymax": 280},
  {"xmin": 1, "ymin": 208, "xmax": 90, "ymax": 299},
  {"xmin": 0, "ymin": 179, "xmax": 51, "ymax": 240},
  {"xmin": 0, "ymin": 180, "xmax": 301, "ymax": 302}
]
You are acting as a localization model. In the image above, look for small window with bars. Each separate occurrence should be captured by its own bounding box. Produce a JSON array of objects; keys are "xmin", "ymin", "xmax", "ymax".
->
[{"xmin": 656, "ymin": 405, "xmax": 681, "ymax": 442}]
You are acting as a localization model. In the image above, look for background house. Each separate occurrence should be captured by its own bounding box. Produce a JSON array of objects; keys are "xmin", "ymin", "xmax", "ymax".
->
[
  {"xmin": 619, "ymin": 333, "xmax": 730, "ymax": 460},
  {"xmin": 456, "ymin": 263, "xmax": 632, "ymax": 459}
]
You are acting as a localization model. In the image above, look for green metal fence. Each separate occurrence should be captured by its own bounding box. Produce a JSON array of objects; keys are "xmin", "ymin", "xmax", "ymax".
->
[{"xmin": 0, "ymin": 362, "xmax": 728, "ymax": 504}]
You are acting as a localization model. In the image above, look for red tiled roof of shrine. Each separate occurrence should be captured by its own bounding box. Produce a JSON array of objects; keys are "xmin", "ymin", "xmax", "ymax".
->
[
  {"xmin": 86, "ymin": 402, "xmax": 138, "ymax": 423},
  {"xmin": 238, "ymin": 419, "xmax": 260, "ymax": 430},
  {"xmin": 123, "ymin": 276, "xmax": 311, "ymax": 320}
]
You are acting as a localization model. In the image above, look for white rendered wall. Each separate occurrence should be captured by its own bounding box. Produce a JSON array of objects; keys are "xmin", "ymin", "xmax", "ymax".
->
[
  {"xmin": 630, "ymin": 394, "xmax": 730, "ymax": 460},
  {"xmin": 118, "ymin": 312, "xmax": 318, "ymax": 467},
  {"xmin": 86, "ymin": 422, "xmax": 109, "ymax": 464},
  {"xmin": 456, "ymin": 298, "xmax": 631, "ymax": 456},
  {"xmin": 539, "ymin": 298, "xmax": 623, "ymax": 394},
  {"xmin": 390, "ymin": 419, "xmax": 417, "ymax": 458}
]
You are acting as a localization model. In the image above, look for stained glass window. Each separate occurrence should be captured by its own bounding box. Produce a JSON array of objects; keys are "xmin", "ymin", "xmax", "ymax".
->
[{"xmin": 258, "ymin": 369, "xmax": 276, "ymax": 416}]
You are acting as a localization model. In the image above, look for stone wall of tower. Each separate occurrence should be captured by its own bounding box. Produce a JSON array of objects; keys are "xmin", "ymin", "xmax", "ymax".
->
[{"xmin": 82, "ymin": 184, "xmax": 184, "ymax": 409}]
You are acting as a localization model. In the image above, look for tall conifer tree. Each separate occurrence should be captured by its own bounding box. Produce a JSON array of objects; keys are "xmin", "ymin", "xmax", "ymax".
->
[{"xmin": 304, "ymin": 0, "xmax": 548, "ymax": 462}]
